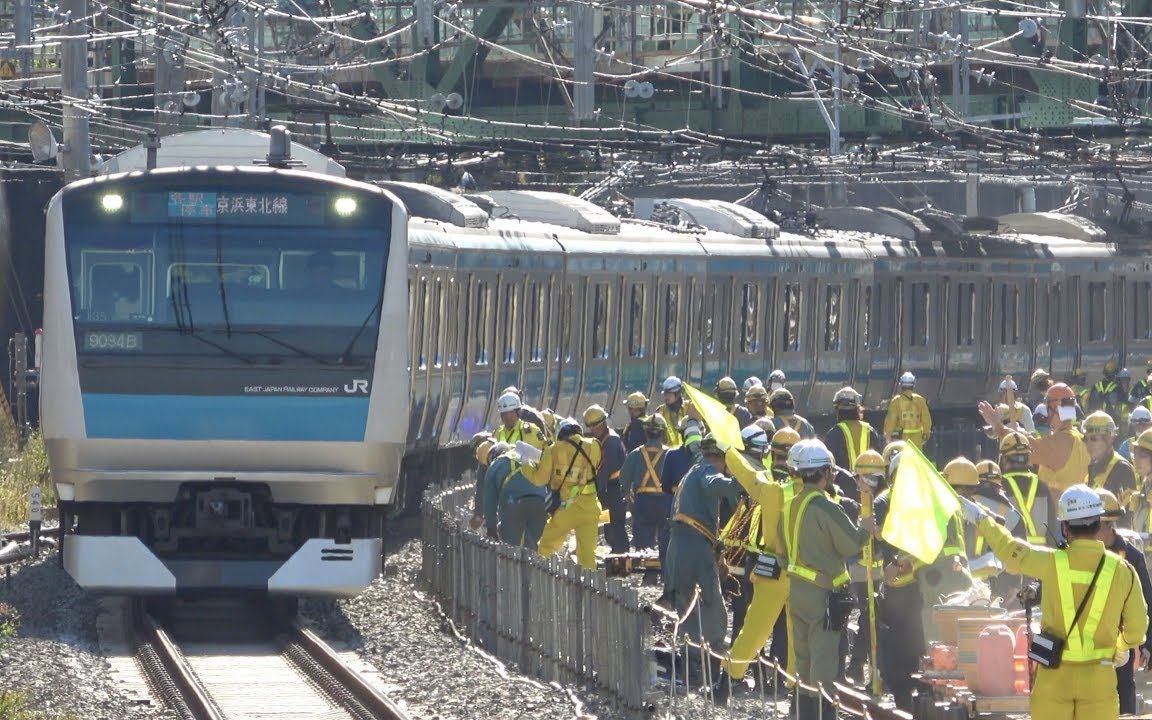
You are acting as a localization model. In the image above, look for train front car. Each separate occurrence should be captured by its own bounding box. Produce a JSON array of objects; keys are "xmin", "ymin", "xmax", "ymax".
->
[{"xmin": 42, "ymin": 166, "xmax": 408, "ymax": 596}]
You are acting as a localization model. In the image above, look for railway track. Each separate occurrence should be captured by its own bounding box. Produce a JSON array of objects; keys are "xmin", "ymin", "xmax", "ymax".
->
[{"xmin": 129, "ymin": 598, "xmax": 410, "ymax": 720}]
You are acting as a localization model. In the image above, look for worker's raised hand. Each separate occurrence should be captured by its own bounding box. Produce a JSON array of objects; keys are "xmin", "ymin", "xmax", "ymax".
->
[
  {"xmin": 976, "ymin": 401, "xmax": 1000, "ymax": 429},
  {"xmin": 958, "ymin": 496, "xmax": 990, "ymax": 524}
]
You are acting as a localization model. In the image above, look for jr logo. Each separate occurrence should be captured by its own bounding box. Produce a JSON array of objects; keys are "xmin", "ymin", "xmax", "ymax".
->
[{"xmin": 344, "ymin": 379, "xmax": 370, "ymax": 394}]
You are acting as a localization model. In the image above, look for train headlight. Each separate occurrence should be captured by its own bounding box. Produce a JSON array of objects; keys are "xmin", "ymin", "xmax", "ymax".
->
[
  {"xmin": 333, "ymin": 196, "xmax": 357, "ymax": 217},
  {"xmin": 100, "ymin": 193, "xmax": 124, "ymax": 212}
]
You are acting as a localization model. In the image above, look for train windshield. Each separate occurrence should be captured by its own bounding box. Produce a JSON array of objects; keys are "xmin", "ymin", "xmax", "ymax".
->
[{"xmin": 63, "ymin": 187, "xmax": 390, "ymax": 363}]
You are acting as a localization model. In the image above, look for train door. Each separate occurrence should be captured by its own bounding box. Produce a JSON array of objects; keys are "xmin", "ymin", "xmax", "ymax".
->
[
  {"xmin": 521, "ymin": 275, "xmax": 553, "ymax": 415},
  {"xmin": 900, "ymin": 274, "xmax": 943, "ymax": 402},
  {"xmin": 1044, "ymin": 277, "xmax": 1070, "ymax": 383},
  {"xmin": 1127, "ymin": 267, "xmax": 1152, "ymax": 381},
  {"xmin": 406, "ymin": 274, "xmax": 427, "ymax": 445},
  {"xmin": 435, "ymin": 272, "xmax": 464, "ymax": 445},
  {"xmin": 416, "ymin": 273, "xmax": 448, "ymax": 447},
  {"xmin": 553, "ymin": 272, "xmax": 584, "ymax": 419},
  {"xmin": 852, "ymin": 281, "xmax": 874, "ymax": 401},
  {"xmin": 616, "ymin": 273, "xmax": 657, "ymax": 429},
  {"xmin": 654, "ymin": 276, "xmax": 688, "ymax": 398},
  {"xmin": 990, "ymin": 275, "xmax": 1031, "ymax": 389},
  {"xmin": 693, "ymin": 274, "xmax": 731, "ymax": 390},
  {"xmin": 775, "ymin": 274, "xmax": 812, "ymax": 409},
  {"xmin": 811, "ymin": 273, "xmax": 849, "ymax": 411},
  {"xmin": 863, "ymin": 271, "xmax": 902, "ymax": 409},
  {"xmin": 494, "ymin": 275, "xmax": 525, "ymax": 402},
  {"xmin": 942, "ymin": 275, "xmax": 984, "ymax": 411},
  {"xmin": 1116, "ymin": 272, "xmax": 1129, "ymax": 368},
  {"xmin": 1068, "ymin": 275, "xmax": 1084, "ymax": 376},
  {"xmin": 1079, "ymin": 271, "xmax": 1115, "ymax": 387},
  {"xmin": 731, "ymin": 275, "xmax": 766, "ymax": 395},
  {"xmin": 575, "ymin": 274, "xmax": 620, "ymax": 416},
  {"xmin": 455, "ymin": 272, "xmax": 498, "ymax": 439}
]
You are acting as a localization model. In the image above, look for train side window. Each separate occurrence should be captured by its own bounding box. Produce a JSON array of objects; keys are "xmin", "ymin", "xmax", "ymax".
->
[
  {"xmin": 1000, "ymin": 283, "xmax": 1020, "ymax": 345},
  {"xmin": 955, "ymin": 282, "xmax": 976, "ymax": 346},
  {"xmin": 474, "ymin": 280, "xmax": 492, "ymax": 365},
  {"xmin": 430, "ymin": 279, "xmax": 443, "ymax": 367},
  {"xmin": 556, "ymin": 282, "xmax": 574, "ymax": 363},
  {"xmin": 824, "ymin": 284, "xmax": 842, "ymax": 351},
  {"xmin": 664, "ymin": 284, "xmax": 680, "ymax": 356},
  {"xmin": 1088, "ymin": 281, "xmax": 1107, "ymax": 341},
  {"xmin": 527, "ymin": 281, "xmax": 544, "ymax": 363},
  {"xmin": 417, "ymin": 277, "xmax": 430, "ymax": 369},
  {"xmin": 783, "ymin": 283, "xmax": 802, "ymax": 352},
  {"xmin": 861, "ymin": 285, "xmax": 872, "ymax": 350},
  {"xmin": 1134, "ymin": 281, "xmax": 1152, "ymax": 340},
  {"xmin": 740, "ymin": 282, "xmax": 760, "ymax": 354},
  {"xmin": 909, "ymin": 281, "xmax": 930, "ymax": 346},
  {"xmin": 700, "ymin": 284, "xmax": 717, "ymax": 355},
  {"xmin": 628, "ymin": 283, "xmax": 647, "ymax": 358},
  {"xmin": 502, "ymin": 281, "xmax": 519, "ymax": 364},
  {"xmin": 592, "ymin": 282, "xmax": 610, "ymax": 359}
]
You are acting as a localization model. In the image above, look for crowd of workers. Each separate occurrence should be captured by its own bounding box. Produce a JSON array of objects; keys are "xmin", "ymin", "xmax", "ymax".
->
[{"xmin": 466, "ymin": 362, "xmax": 1152, "ymax": 720}]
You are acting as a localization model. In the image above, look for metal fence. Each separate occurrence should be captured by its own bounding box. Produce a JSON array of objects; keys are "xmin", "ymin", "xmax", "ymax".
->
[{"xmin": 420, "ymin": 480, "xmax": 653, "ymax": 717}]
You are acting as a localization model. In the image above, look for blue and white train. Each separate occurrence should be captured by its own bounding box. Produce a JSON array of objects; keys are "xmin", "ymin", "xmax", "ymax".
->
[{"xmin": 39, "ymin": 128, "xmax": 1151, "ymax": 596}]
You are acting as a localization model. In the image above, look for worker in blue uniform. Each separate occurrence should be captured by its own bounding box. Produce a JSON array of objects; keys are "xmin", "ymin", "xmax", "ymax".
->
[
  {"xmin": 482, "ymin": 442, "xmax": 549, "ymax": 550},
  {"xmin": 621, "ymin": 391, "xmax": 649, "ymax": 452},
  {"xmin": 1097, "ymin": 488, "xmax": 1152, "ymax": 714},
  {"xmin": 658, "ymin": 420, "xmax": 704, "ymax": 571},
  {"xmin": 585, "ymin": 404, "xmax": 629, "ymax": 575},
  {"xmin": 716, "ymin": 376, "xmax": 753, "ymax": 427},
  {"xmin": 824, "ymin": 387, "xmax": 883, "ymax": 472},
  {"xmin": 621, "ymin": 414, "xmax": 670, "ymax": 551},
  {"xmin": 768, "ymin": 388, "xmax": 816, "ymax": 439},
  {"xmin": 663, "ymin": 435, "xmax": 745, "ymax": 689}
]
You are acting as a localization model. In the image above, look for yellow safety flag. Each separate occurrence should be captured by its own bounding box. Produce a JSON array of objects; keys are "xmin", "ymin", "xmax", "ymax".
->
[
  {"xmin": 880, "ymin": 441, "xmax": 960, "ymax": 564},
  {"xmin": 683, "ymin": 383, "xmax": 745, "ymax": 452}
]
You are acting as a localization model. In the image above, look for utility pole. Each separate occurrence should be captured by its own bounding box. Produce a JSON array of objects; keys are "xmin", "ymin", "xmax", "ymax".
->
[
  {"xmin": 572, "ymin": 1, "xmax": 594, "ymax": 122},
  {"xmin": 61, "ymin": 0, "xmax": 92, "ymax": 182},
  {"xmin": 13, "ymin": 0, "xmax": 32, "ymax": 78},
  {"xmin": 830, "ymin": 0, "xmax": 844, "ymax": 155}
]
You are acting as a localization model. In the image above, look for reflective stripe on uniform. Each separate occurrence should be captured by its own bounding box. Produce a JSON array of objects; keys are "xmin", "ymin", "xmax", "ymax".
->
[
  {"xmin": 838, "ymin": 421, "xmax": 870, "ymax": 471},
  {"xmin": 638, "ymin": 447, "xmax": 665, "ymax": 494},
  {"xmin": 674, "ymin": 512, "xmax": 717, "ymax": 545},
  {"xmin": 785, "ymin": 490, "xmax": 850, "ymax": 587},
  {"xmin": 1054, "ymin": 551, "xmax": 1120, "ymax": 662},
  {"xmin": 1004, "ymin": 471, "xmax": 1047, "ymax": 544},
  {"xmin": 1090, "ymin": 453, "xmax": 1121, "ymax": 490}
]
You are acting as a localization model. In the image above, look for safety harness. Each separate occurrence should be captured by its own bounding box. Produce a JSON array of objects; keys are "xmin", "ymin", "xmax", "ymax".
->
[
  {"xmin": 637, "ymin": 447, "xmax": 666, "ymax": 494},
  {"xmin": 837, "ymin": 421, "xmax": 871, "ymax": 471},
  {"xmin": 1090, "ymin": 452, "xmax": 1122, "ymax": 490},
  {"xmin": 784, "ymin": 489, "xmax": 850, "ymax": 588},
  {"xmin": 1053, "ymin": 552, "xmax": 1120, "ymax": 663},
  {"xmin": 1004, "ymin": 470, "xmax": 1047, "ymax": 544}
]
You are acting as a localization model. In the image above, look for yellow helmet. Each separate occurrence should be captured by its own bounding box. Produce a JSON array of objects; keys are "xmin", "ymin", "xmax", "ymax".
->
[
  {"xmin": 1082, "ymin": 410, "xmax": 1117, "ymax": 437},
  {"xmin": 976, "ymin": 460, "xmax": 1002, "ymax": 486},
  {"xmin": 623, "ymin": 391, "xmax": 648, "ymax": 410},
  {"xmin": 1097, "ymin": 488, "xmax": 1124, "ymax": 518},
  {"xmin": 769, "ymin": 387, "xmax": 795, "ymax": 405},
  {"xmin": 833, "ymin": 386, "xmax": 862, "ymax": 409},
  {"xmin": 999, "ymin": 430, "xmax": 1032, "ymax": 456},
  {"xmin": 771, "ymin": 426, "xmax": 801, "ymax": 451},
  {"xmin": 942, "ymin": 457, "xmax": 980, "ymax": 487},
  {"xmin": 745, "ymin": 384, "xmax": 769, "ymax": 401},
  {"xmin": 881, "ymin": 441, "xmax": 906, "ymax": 467},
  {"xmin": 474, "ymin": 439, "xmax": 495, "ymax": 465},
  {"xmin": 582, "ymin": 404, "xmax": 608, "ymax": 427},
  {"xmin": 855, "ymin": 449, "xmax": 886, "ymax": 474},
  {"xmin": 715, "ymin": 376, "xmax": 739, "ymax": 393},
  {"xmin": 1134, "ymin": 427, "xmax": 1152, "ymax": 456},
  {"xmin": 1029, "ymin": 368, "xmax": 1051, "ymax": 386},
  {"xmin": 1104, "ymin": 359, "xmax": 1119, "ymax": 378},
  {"xmin": 541, "ymin": 409, "xmax": 558, "ymax": 437},
  {"xmin": 642, "ymin": 413, "xmax": 667, "ymax": 432}
]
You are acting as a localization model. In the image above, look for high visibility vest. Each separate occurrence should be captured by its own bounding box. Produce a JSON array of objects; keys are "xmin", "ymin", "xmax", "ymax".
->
[
  {"xmin": 637, "ymin": 447, "xmax": 666, "ymax": 494},
  {"xmin": 942, "ymin": 515, "xmax": 966, "ymax": 558},
  {"xmin": 837, "ymin": 421, "xmax": 871, "ymax": 471},
  {"xmin": 784, "ymin": 489, "xmax": 850, "ymax": 587},
  {"xmin": 658, "ymin": 405, "xmax": 685, "ymax": 448},
  {"xmin": 1003, "ymin": 470, "xmax": 1047, "ymax": 544},
  {"xmin": 1053, "ymin": 551, "xmax": 1121, "ymax": 662},
  {"xmin": 1090, "ymin": 453, "xmax": 1123, "ymax": 490}
]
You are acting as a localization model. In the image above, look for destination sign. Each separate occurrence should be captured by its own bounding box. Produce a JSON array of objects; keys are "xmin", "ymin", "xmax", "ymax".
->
[{"xmin": 130, "ymin": 190, "xmax": 327, "ymax": 226}]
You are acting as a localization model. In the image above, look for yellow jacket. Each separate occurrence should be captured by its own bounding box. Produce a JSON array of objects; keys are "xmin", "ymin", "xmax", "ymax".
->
[
  {"xmin": 523, "ymin": 436, "xmax": 602, "ymax": 499},
  {"xmin": 977, "ymin": 517, "xmax": 1148, "ymax": 658},
  {"xmin": 656, "ymin": 403, "xmax": 692, "ymax": 448},
  {"xmin": 883, "ymin": 392, "xmax": 932, "ymax": 444},
  {"xmin": 495, "ymin": 420, "xmax": 547, "ymax": 452},
  {"xmin": 725, "ymin": 448, "xmax": 795, "ymax": 557}
]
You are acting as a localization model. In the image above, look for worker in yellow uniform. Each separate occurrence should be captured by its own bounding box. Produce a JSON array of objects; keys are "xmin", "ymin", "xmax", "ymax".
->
[
  {"xmin": 493, "ymin": 391, "xmax": 548, "ymax": 452},
  {"xmin": 779, "ymin": 439, "xmax": 875, "ymax": 719},
  {"xmin": 656, "ymin": 376, "xmax": 690, "ymax": 448},
  {"xmin": 999, "ymin": 431, "xmax": 1054, "ymax": 545},
  {"xmin": 713, "ymin": 428, "xmax": 800, "ymax": 703},
  {"xmin": 825, "ymin": 386, "xmax": 882, "ymax": 472},
  {"xmin": 980, "ymin": 383, "xmax": 1090, "ymax": 495},
  {"xmin": 883, "ymin": 371, "xmax": 932, "ymax": 448},
  {"xmin": 523, "ymin": 418, "xmax": 603, "ymax": 570},
  {"xmin": 843, "ymin": 449, "xmax": 887, "ymax": 685},
  {"xmin": 959, "ymin": 484, "xmax": 1149, "ymax": 720},
  {"xmin": 1083, "ymin": 411, "xmax": 1138, "ymax": 498},
  {"xmin": 943, "ymin": 457, "xmax": 1003, "ymax": 581}
]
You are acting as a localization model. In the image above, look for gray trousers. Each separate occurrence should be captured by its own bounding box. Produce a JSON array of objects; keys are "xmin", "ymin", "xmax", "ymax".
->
[
  {"xmin": 665, "ymin": 525, "xmax": 727, "ymax": 651},
  {"xmin": 790, "ymin": 580, "xmax": 840, "ymax": 699},
  {"xmin": 499, "ymin": 495, "xmax": 547, "ymax": 551}
]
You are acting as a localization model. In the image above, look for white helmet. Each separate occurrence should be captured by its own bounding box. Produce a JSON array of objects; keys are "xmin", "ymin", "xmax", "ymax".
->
[
  {"xmin": 1131, "ymin": 406, "xmax": 1152, "ymax": 424},
  {"xmin": 1057, "ymin": 484, "xmax": 1105, "ymax": 523},
  {"xmin": 999, "ymin": 377, "xmax": 1018, "ymax": 392},
  {"xmin": 740, "ymin": 425, "xmax": 770, "ymax": 456},
  {"xmin": 769, "ymin": 369, "xmax": 786, "ymax": 384},
  {"xmin": 1033, "ymin": 402, "xmax": 1049, "ymax": 419},
  {"xmin": 899, "ymin": 371, "xmax": 916, "ymax": 387},
  {"xmin": 496, "ymin": 392, "xmax": 522, "ymax": 414},
  {"xmin": 788, "ymin": 439, "xmax": 835, "ymax": 473},
  {"xmin": 833, "ymin": 386, "xmax": 862, "ymax": 408},
  {"xmin": 1119, "ymin": 367, "xmax": 1133, "ymax": 380},
  {"xmin": 662, "ymin": 376, "xmax": 683, "ymax": 393}
]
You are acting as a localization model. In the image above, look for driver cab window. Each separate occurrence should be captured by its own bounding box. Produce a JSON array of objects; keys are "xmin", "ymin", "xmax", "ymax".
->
[
  {"xmin": 280, "ymin": 251, "xmax": 366, "ymax": 291},
  {"xmin": 81, "ymin": 250, "xmax": 154, "ymax": 321}
]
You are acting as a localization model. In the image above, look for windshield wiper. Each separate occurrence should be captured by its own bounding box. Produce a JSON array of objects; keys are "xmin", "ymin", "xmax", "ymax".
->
[
  {"xmin": 240, "ymin": 330, "xmax": 338, "ymax": 366},
  {"xmin": 215, "ymin": 227, "xmax": 233, "ymax": 339},
  {"xmin": 338, "ymin": 294, "xmax": 383, "ymax": 365}
]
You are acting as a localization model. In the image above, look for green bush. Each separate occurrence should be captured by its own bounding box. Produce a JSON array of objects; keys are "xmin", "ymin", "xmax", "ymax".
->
[{"xmin": 0, "ymin": 434, "xmax": 51, "ymax": 530}]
